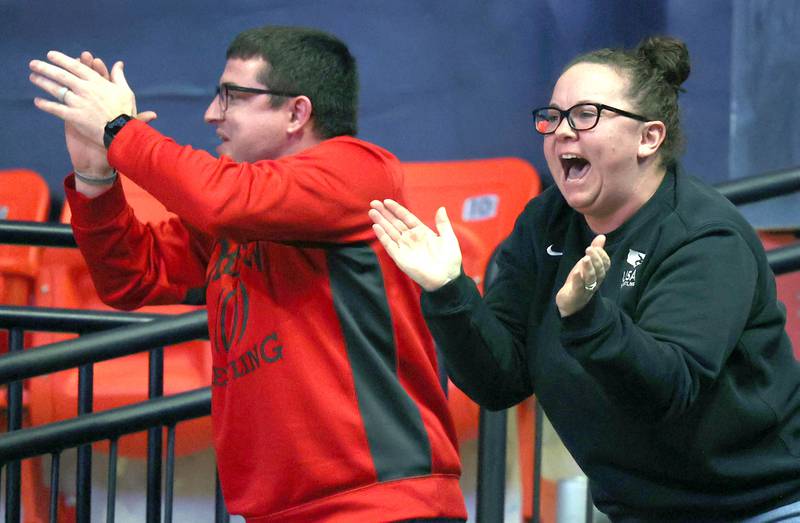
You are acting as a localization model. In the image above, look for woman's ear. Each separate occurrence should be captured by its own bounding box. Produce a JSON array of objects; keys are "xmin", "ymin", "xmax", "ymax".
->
[
  {"xmin": 638, "ymin": 120, "xmax": 666, "ymax": 159},
  {"xmin": 287, "ymin": 95, "xmax": 313, "ymax": 134}
]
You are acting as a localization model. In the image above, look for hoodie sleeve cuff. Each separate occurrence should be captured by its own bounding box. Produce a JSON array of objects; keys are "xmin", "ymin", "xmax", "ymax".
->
[
  {"xmin": 64, "ymin": 173, "xmax": 128, "ymax": 227},
  {"xmin": 421, "ymin": 272, "xmax": 480, "ymax": 316},
  {"xmin": 559, "ymin": 294, "xmax": 612, "ymax": 343}
]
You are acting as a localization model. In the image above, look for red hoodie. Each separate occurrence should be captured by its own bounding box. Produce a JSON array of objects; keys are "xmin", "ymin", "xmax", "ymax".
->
[{"xmin": 66, "ymin": 120, "xmax": 466, "ymax": 522}]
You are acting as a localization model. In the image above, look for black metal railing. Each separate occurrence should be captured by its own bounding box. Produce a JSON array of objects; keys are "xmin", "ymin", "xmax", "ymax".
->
[
  {"xmin": 715, "ymin": 166, "xmax": 800, "ymax": 206},
  {"xmin": 0, "ymin": 221, "xmax": 75, "ymax": 248},
  {"xmin": 0, "ymin": 307, "xmax": 225, "ymax": 523}
]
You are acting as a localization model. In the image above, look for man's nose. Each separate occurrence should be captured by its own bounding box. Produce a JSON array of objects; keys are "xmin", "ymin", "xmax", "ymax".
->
[{"xmin": 204, "ymin": 96, "xmax": 223, "ymax": 123}]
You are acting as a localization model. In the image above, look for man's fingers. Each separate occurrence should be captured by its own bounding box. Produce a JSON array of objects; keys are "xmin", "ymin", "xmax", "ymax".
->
[
  {"xmin": 29, "ymin": 72, "xmax": 70, "ymax": 102},
  {"xmin": 84, "ymin": 52, "xmax": 111, "ymax": 79},
  {"xmin": 29, "ymin": 59, "xmax": 82, "ymax": 93},
  {"xmin": 136, "ymin": 111, "xmax": 158, "ymax": 123},
  {"xmin": 33, "ymin": 96, "xmax": 70, "ymax": 120},
  {"xmin": 93, "ymin": 58, "xmax": 110, "ymax": 78},
  {"xmin": 80, "ymin": 51, "xmax": 111, "ymax": 79},
  {"xmin": 45, "ymin": 50, "xmax": 99, "ymax": 81},
  {"xmin": 110, "ymin": 61, "xmax": 131, "ymax": 89},
  {"xmin": 79, "ymin": 53, "xmax": 93, "ymax": 67}
]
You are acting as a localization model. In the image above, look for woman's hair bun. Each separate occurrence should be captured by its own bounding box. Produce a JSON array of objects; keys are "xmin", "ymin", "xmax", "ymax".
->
[{"xmin": 636, "ymin": 36, "xmax": 690, "ymax": 88}]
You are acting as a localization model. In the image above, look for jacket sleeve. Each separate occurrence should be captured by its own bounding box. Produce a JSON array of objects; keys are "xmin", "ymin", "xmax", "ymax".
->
[
  {"xmin": 421, "ymin": 216, "xmax": 537, "ymax": 410},
  {"xmin": 560, "ymin": 227, "xmax": 758, "ymax": 422},
  {"xmin": 66, "ymin": 176, "xmax": 213, "ymax": 310},
  {"xmin": 106, "ymin": 120, "xmax": 402, "ymax": 244}
]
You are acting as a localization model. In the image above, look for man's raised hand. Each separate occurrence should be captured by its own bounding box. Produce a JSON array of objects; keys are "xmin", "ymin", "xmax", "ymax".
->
[{"xmin": 29, "ymin": 50, "xmax": 140, "ymax": 147}]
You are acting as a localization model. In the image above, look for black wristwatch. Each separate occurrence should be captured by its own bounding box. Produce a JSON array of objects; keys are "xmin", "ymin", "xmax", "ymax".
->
[{"xmin": 103, "ymin": 114, "xmax": 133, "ymax": 149}]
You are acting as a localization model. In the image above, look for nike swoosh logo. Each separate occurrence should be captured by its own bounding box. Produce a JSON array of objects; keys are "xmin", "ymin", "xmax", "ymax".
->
[{"xmin": 546, "ymin": 244, "xmax": 563, "ymax": 256}]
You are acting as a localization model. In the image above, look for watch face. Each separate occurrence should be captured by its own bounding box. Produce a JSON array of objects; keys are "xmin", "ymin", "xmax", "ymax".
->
[
  {"xmin": 104, "ymin": 114, "xmax": 132, "ymax": 148},
  {"xmin": 110, "ymin": 114, "xmax": 131, "ymax": 129}
]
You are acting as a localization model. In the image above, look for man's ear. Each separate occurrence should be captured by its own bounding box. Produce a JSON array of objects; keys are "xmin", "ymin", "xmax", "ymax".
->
[
  {"xmin": 287, "ymin": 95, "xmax": 313, "ymax": 134},
  {"xmin": 638, "ymin": 120, "xmax": 666, "ymax": 160}
]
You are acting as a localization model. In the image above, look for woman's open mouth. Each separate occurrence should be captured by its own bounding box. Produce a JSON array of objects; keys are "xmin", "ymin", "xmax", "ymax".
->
[{"xmin": 560, "ymin": 153, "xmax": 590, "ymax": 181}]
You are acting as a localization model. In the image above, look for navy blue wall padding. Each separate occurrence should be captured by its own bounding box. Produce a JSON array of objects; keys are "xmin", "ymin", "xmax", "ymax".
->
[
  {"xmin": 729, "ymin": 3, "xmax": 800, "ymax": 227},
  {"xmin": 0, "ymin": 1, "xmax": 795, "ymax": 226}
]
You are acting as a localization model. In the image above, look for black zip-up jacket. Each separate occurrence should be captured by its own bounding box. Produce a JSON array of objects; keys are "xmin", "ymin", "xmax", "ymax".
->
[{"xmin": 423, "ymin": 168, "xmax": 800, "ymax": 521}]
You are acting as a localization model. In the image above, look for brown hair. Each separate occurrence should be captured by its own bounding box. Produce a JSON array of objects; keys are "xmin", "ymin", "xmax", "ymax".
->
[{"xmin": 567, "ymin": 36, "xmax": 690, "ymax": 170}]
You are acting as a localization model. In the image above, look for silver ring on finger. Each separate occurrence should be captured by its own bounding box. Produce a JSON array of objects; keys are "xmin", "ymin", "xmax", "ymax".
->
[
  {"xmin": 57, "ymin": 86, "xmax": 70, "ymax": 104},
  {"xmin": 584, "ymin": 281, "xmax": 598, "ymax": 291}
]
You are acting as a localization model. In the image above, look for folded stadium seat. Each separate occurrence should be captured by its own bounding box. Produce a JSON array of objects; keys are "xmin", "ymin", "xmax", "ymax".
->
[
  {"xmin": 0, "ymin": 168, "xmax": 50, "ymax": 353},
  {"xmin": 0, "ymin": 168, "xmax": 50, "ymax": 401},
  {"xmin": 758, "ymin": 230, "xmax": 800, "ymax": 359},
  {"xmin": 401, "ymin": 158, "xmax": 551, "ymax": 522},
  {"xmin": 29, "ymin": 175, "xmax": 212, "ymax": 460},
  {"xmin": 0, "ymin": 168, "xmax": 55, "ymax": 523}
]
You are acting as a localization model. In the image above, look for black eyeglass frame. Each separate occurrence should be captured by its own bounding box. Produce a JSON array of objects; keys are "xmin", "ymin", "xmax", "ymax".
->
[
  {"xmin": 531, "ymin": 102, "xmax": 649, "ymax": 135},
  {"xmin": 215, "ymin": 83, "xmax": 302, "ymax": 113}
]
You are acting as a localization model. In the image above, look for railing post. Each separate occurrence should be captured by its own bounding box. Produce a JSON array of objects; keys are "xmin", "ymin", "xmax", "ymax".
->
[
  {"xmin": 107, "ymin": 438, "xmax": 118, "ymax": 523},
  {"xmin": 532, "ymin": 400, "xmax": 543, "ymax": 523},
  {"xmin": 76, "ymin": 363, "xmax": 94, "ymax": 522},
  {"xmin": 4, "ymin": 327, "xmax": 24, "ymax": 523},
  {"xmin": 476, "ymin": 407, "xmax": 507, "ymax": 523},
  {"xmin": 164, "ymin": 424, "xmax": 176, "ymax": 523},
  {"xmin": 215, "ymin": 471, "xmax": 230, "ymax": 523},
  {"xmin": 146, "ymin": 347, "xmax": 164, "ymax": 523},
  {"xmin": 50, "ymin": 452, "xmax": 61, "ymax": 521}
]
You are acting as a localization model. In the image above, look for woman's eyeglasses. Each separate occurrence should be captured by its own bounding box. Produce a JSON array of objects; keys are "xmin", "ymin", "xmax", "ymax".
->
[{"xmin": 532, "ymin": 103, "xmax": 648, "ymax": 135}]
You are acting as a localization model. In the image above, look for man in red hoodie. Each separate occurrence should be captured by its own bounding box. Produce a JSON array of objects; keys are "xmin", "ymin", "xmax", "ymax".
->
[{"xmin": 29, "ymin": 26, "xmax": 466, "ymax": 523}]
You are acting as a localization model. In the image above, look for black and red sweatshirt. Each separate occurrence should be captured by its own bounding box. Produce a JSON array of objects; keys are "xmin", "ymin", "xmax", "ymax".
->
[{"xmin": 66, "ymin": 120, "xmax": 466, "ymax": 522}]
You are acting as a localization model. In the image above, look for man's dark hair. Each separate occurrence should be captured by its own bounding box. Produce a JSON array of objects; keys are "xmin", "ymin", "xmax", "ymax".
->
[{"xmin": 227, "ymin": 26, "xmax": 358, "ymax": 138}]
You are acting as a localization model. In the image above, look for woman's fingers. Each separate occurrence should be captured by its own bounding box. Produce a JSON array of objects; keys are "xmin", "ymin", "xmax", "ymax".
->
[
  {"xmin": 370, "ymin": 200, "xmax": 432, "ymax": 241},
  {"xmin": 580, "ymin": 256, "xmax": 598, "ymax": 288},
  {"xmin": 371, "ymin": 223, "xmax": 401, "ymax": 259},
  {"xmin": 368, "ymin": 206, "xmax": 403, "ymax": 243},
  {"xmin": 382, "ymin": 199, "xmax": 424, "ymax": 230},
  {"xmin": 434, "ymin": 206, "xmax": 456, "ymax": 241}
]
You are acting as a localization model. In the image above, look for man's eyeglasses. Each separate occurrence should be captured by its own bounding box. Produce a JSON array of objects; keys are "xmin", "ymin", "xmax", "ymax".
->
[
  {"xmin": 532, "ymin": 103, "xmax": 649, "ymax": 135},
  {"xmin": 215, "ymin": 84, "xmax": 301, "ymax": 114}
]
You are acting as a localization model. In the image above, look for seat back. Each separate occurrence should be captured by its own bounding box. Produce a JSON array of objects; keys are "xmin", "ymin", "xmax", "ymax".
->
[
  {"xmin": 0, "ymin": 169, "xmax": 50, "ymax": 352},
  {"xmin": 759, "ymin": 230, "xmax": 800, "ymax": 359},
  {"xmin": 402, "ymin": 157, "xmax": 541, "ymax": 293}
]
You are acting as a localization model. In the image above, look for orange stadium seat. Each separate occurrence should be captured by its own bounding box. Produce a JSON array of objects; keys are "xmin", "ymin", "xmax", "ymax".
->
[
  {"xmin": 402, "ymin": 157, "xmax": 541, "ymax": 294},
  {"xmin": 0, "ymin": 169, "xmax": 50, "ymax": 351},
  {"xmin": 759, "ymin": 230, "xmax": 800, "ymax": 360},
  {"xmin": 402, "ymin": 158, "xmax": 551, "ymax": 522},
  {"xmin": 29, "ymin": 175, "xmax": 212, "ymax": 460},
  {"xmin": 0, "ymin": 169, "xmax": 54, "ymax": 522}
]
